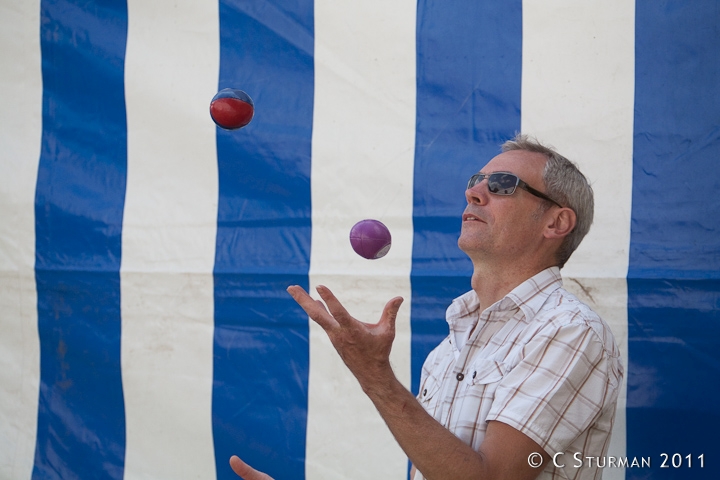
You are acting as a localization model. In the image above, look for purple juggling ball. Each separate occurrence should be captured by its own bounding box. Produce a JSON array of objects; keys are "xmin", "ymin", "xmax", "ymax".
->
[{"xmin": 349, "ymin": 219, "xmax": 392, "ymax": 260}]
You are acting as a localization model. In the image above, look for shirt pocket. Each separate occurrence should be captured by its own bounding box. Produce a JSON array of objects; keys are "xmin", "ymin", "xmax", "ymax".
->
[
  {"xmin": 465, "ymin": 358, "xmax": 506, "ymax": 387},
  {"xmin": 419, "ymin": 372, "xmax": 441, "ymax": 402},
  {"xmin": 448, "ymin": 359, "xmax": 508, "ymax": 445},
  {"xmin": 418, "ymin": 372, "xmax": 443, "ymax": 416}
]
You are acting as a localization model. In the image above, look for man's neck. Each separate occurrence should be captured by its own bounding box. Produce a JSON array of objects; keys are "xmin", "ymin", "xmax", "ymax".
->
[{"xmin": 470, "ymin": 260, "xmax": 555, "ymax": 309}]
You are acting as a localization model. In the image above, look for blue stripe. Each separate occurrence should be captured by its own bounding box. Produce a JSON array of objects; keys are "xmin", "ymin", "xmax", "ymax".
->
[
  {"xmin": 33, "ymin": 1, "xmax": 128, "ymax": 478},
  {"xmin": 212, "ymin": 2, "xmax": 313, "ymax": 478},
  {"xmin": 411, "ymin": 1, "xmax": 522, "ymax": 394},
  {"xmin": 629, "ymin": 1, "xmax": 720, "ymax": 478}
]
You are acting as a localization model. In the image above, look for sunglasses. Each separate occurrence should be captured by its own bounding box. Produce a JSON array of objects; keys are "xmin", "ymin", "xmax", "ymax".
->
[{"xmin": 467, "ymin": 172, "xmax": 563, "ymax": 208}]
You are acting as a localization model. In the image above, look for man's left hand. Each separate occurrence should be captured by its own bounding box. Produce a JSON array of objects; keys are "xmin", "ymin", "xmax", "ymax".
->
[{"xmin": 286, "ymin": 284, "xmax": 403, "ymax": 390}]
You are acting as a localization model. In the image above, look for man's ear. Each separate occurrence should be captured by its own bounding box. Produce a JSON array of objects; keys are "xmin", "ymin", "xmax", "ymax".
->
[{"xmin": 544, "ymin": 207, "xmax": 576, "ymax": 240}]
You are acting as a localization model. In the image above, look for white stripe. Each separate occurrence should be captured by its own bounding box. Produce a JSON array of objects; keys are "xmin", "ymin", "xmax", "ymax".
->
[
  {"xmin": 308, "ymin": 1, "xmax": 417, "ymax": 478},
  {"xmin": 0, "ymin": 2, "xmax": 42, "ymax": 478},
  {"xmin": 121, "ymin": 1, "xmax": 219, "ymax": 478},
  {"xmin": 521, "ymin": 1, "xmax": 634, "ymax": 477}
]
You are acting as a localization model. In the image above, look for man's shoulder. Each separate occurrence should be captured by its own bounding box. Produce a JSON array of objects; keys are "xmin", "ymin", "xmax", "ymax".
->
[
  {"xmin": 539, "ymin": 285, "xmax": 598, "ymax": 320},
  {"xmin": 534, "ymin": 286, "xmax": 621, "ymax": 360}
]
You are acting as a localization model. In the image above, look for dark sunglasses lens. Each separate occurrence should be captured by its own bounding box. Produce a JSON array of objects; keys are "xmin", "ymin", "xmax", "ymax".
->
[
  {"xmin": 467, "ymin": 174, "xmax": 482, "ymax": 189},
  {"xmin": 488, "ymin": 173, "xmax": 518, "ymax": 195}
]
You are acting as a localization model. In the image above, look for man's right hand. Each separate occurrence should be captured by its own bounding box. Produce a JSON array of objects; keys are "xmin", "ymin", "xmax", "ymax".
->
[{"xmin": 229, "ymin": 456, "xmax": 274, "ymax": 480}]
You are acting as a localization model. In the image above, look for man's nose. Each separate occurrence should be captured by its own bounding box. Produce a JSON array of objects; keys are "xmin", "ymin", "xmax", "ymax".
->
[{"xmin": 465, "ymin": 180, "xmax": 488, "ymax": 205}]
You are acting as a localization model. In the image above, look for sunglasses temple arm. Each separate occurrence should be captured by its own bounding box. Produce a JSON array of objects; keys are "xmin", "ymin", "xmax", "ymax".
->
[{"xmin": 523, "ymin": 184, "xmax": 563, "ymax": 208}]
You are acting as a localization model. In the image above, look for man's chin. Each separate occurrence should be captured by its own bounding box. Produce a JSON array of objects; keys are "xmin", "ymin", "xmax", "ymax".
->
[{"xmin": 457, "ymin": 235, "xmax": 483, "ymax": 256}]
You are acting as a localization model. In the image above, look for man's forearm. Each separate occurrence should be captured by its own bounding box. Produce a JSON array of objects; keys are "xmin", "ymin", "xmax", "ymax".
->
[{"xmin": 359, "ymin": 371, "xmax": 488, "ymax": 480}]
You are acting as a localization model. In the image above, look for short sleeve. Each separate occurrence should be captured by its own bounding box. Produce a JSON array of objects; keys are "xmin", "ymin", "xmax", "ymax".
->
[{"xmin": 485, "ymin": 319, "xmax": 619, "ymax": 456}]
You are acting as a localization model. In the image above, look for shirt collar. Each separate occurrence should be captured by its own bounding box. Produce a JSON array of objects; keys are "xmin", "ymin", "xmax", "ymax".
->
[
  {"xmin": 446, "ymin": 289, "xmax": 482, "ymax": 334},
  {"xmin": 446, "ymin": 267, "xmax": 564, "ymax": 332},
  {"xmin": 502, "ymin": 266, "xmax": 563, "ymax": 321}
]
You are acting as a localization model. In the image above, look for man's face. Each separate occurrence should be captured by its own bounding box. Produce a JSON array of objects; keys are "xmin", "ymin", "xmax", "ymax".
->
[{"xmin": 458, "ymin": 150, "xmax": 551, "ymax": 261}]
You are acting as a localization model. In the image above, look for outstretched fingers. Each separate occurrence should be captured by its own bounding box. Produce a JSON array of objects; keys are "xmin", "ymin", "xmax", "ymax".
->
[
  {"xmin": 288, "ymin": 285, "xmax": 404, "ymax": 335},
  {"xmin": 315, "ymin": 285, "xmax": 356, "ymax": 327},
  {"xmin": 286, "ymin": 285, "xmax": 337, "ymax": 331}
]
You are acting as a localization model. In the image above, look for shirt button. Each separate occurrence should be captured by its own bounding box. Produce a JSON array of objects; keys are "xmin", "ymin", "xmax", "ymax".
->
[
  {"xmin": 422, "ymin": 388, "xmax": 427, "ymax": 396},
  {"xmin": 456, "ymin": 373, "xmax": 464, "ymax": 381}
]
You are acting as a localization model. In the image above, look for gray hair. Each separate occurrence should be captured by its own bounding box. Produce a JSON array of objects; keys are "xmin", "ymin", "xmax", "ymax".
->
[{"xmin": 501, "ymin": 134, "xmax": 594, "ymax": 268}]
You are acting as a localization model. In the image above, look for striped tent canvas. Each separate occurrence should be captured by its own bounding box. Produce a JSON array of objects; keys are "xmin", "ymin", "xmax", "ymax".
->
[{"xmin": 1, "ymin": 1, "xmax": 718, "ymax": 479}]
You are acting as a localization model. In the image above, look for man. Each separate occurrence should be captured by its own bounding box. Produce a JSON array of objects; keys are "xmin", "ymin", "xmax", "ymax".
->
[{"xmin": 231, "ymin": 134, "xmax": 623, "ymax": 480}]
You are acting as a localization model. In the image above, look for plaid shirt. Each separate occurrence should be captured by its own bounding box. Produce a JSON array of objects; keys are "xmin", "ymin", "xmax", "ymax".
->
[{"xmin": 415, "ymin": 267, "xmax": 623, "ymax": 480}]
